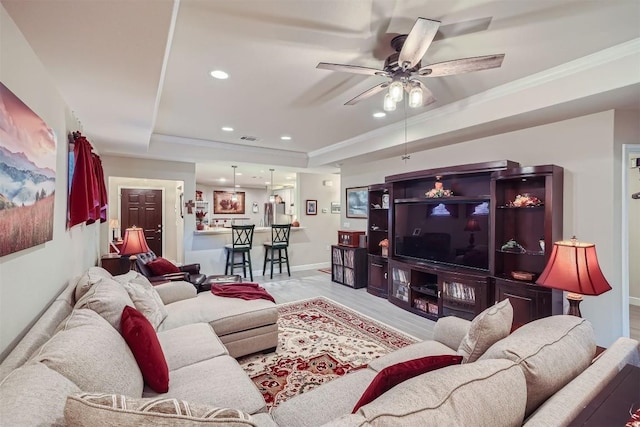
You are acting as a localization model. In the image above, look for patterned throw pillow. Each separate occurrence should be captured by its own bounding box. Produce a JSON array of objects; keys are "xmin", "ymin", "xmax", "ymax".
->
[
  {"xmin": 458, "ymin": 299, "xmax": 513, "ymax": 363},
  {"xmin": 116, "ymin": 272, "xmax": 168, "ymax": 330},
  {"xmin": 64, "ymin": 393, "xmax": 256, "ymax": 426},
  {"xmin": 352, "ymin": 354, "xmax": 463, "ymax": 413},
  {"xmin": 121, "ymin": 306, "xmax": 169, "ymax": 393},
  {"xmin": 146, "ymin": 257, "xmax": 181, "ymax": 275}
]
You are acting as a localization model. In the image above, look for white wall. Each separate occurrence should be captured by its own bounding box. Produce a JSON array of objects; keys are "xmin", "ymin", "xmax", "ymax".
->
[
  {"xmin": 625, "ymin": 145, "xmax": 640, "ymax": 305},
  {"xmin": 341, "ymin": 110, "xmax": 631, "ymax": 347},
  {"xmin": 293, "ymin": 172, "xmax": 341, "ymax": 267},
  {"xmin": 0, "ymin": 5, "xmax": 100, "ymax": 358}
]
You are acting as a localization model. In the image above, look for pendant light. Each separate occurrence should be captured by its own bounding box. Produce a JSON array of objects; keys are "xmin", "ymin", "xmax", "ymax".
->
[
  {"xmin": 269, "ymin": 168, "xmax": 275, "ymax": 203},
  {"xmin": 231, "ymin": 165, "xmax": 238, "ymax": 202}
]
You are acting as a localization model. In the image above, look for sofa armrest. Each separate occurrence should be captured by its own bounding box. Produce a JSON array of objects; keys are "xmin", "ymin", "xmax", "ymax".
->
[
  {"xmin": 154, "ymin": 281, "xmax": 197, "ymax": 305},
  {"xmin": 179, "ymin": 263, "xmax": 200, "ymax": 275},
  {"xmin": 433, "ymin": 316, "xmax": 471, "ymax": 351}
]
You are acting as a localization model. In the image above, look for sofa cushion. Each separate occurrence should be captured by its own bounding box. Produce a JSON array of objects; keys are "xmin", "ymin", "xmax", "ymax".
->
[
  {"xmin": 0, "ymin": 362, "xmax": 81, "ymax": 427},
  {"xmin": 159, "ymin": 292, "xmax": 277, "ymax": 336},
  {"xmin": 146, "ymin": 257, "xmax": 181, "ymax": 275},
  {"xmin": 121, "ymin": 306, "xmax": 169, "ymax": 393},
  {"xmin": 143, "ymin": 355, "xmax": 267, "ymax": 415},
  {"xmin": 64, "ymin": 393, "xmax": 257, "ymax": 426},
  {"xmin": 73, "ymin": 266, "xmax": 114, "ymax": 301},
  {"xmin": 367, "ymin": 339, "xmax": 458, "ymax": 372},
  {"xmin": 355, "ymin": 359, "xmax": 526, "ymax": 426},
  {"xmin": 352, "ymin": 354, "xmax": 463, "ymax": 413},
  {"xmin": 157, "ymin": 323, "xmax": 228, "ymax": 371},
  {"xmin": 479, "ymin": 314, "xmax": 595, "ymax": 417},
  {"xmin": 74, "ymin": 276, "xmax": 135, "ymax": 331},
  {"xmin": 458, "ymin": 298, "xmax": 513, "ymax": 363},
  {"xmin": 272, "ymin": 368, "xmax": 377, "ymax": 427},
  {"xmin": 115, "ymin": 271, "xmax": 168, "ymax": 329},
  {"xmin": 32, "ymin": 308, "xmax": 143, "ymax": 397}
]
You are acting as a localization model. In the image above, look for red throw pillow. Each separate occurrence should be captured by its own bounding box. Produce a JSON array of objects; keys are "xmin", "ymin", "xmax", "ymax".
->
[
  {"xmin": 352, "ymin": 354, "xmax": 463, "ymax": 413},
  {"xmin": 121, "ymin": 306, "xmax": 169, "ymax": 393},
  {"xmin": 146, "ymin": 257, "xmax": 180, "ymax": 275}
]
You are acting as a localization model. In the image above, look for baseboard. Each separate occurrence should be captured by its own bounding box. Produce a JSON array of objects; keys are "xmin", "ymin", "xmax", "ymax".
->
[
  {"xmin": 630, "ymin": 296, "xmax": 640, "ymax": 307},
  {"xmin": 250, "ymin": 262, "xmax": 330, "ymax": 278}
]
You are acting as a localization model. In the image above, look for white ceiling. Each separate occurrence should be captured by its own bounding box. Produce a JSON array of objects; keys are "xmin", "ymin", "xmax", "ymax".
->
[{"xmin": 3, "ymin": 0, "xmax": 640, "ymax": 187}]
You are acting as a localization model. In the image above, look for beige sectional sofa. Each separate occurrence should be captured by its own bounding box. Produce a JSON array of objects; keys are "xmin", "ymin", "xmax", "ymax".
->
[{"xmin": 1, "ymin": 266, "xmax": 639, "ymax": 426}]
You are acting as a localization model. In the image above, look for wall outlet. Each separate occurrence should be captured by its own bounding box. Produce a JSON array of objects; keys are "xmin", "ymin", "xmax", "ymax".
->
[{"xmin": 343, "ymin": 222, "xmax": 350, "ymax": 228}]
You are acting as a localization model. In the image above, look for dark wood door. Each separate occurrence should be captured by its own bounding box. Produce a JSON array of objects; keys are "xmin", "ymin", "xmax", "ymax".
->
[{"xmin": 121, "ymin": 188, "xmax": 163, "ymax": 256}]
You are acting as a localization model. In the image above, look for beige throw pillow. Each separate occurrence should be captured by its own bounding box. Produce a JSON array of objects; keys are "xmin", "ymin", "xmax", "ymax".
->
[
  {"xmin": 64, "ymin": 393, "xmax": 257, "ymax": 426},
  {"xmin": 115, "ymin": 272, "xmax": 168, "ymax": 330},
  {"xmin": 74, "ymin": 267, "xmax": 114, "ymax": 302},
  {"xmin": 74, "ymin": 276, "xmax": 135, "ymax": 332},
  {"xmin": 457, "ymin": 299, "xmax": 513, "ymax": 363}
]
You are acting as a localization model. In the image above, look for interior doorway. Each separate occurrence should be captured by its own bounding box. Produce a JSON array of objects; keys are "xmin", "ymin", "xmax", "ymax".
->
[
  {"xmin": 623, "ymin": 144, "xmax": 640, "ymax": 340},
  {"xmin": 120, "ymin": 188, "xmax": 164, "ymax": 256}
]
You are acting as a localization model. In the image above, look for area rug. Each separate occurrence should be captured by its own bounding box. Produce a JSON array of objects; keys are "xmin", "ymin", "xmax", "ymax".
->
[{"xmin": 238, "ymin": 297, "xmax": 418, "ymax": 411}]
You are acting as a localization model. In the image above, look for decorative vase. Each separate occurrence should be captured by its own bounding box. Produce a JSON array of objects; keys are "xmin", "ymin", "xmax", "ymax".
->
[
  {"xmin": 196, "ymin": 221, "xmax": 204, "ymax": 230},
  {"xmin": 539, "ymin": 239, "xmax": 545, "ymax": 254},
  {"xmin": 381, "ymin": 247, "xmax": 388, "ymax": 257}
]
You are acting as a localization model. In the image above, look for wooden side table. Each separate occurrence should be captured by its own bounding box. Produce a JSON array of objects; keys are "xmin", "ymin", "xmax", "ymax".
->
[
  {"xmin": 100, "ymin": 254, "xmax": 130, "ymax": 276},
  {"xmin": 569, "ymin": 363, "xmax": 640, "ymax": 426}
]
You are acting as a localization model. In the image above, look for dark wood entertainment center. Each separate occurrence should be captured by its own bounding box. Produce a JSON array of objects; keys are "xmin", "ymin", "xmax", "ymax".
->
[{"xmin": 366, "ymin": 160, "xmax": 563, "ymax": 326}]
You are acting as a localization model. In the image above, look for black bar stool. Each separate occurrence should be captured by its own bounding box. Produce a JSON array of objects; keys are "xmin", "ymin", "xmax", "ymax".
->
[
  {"xmin": 224, "ymin": 224, "xmax": 255, "ymax": 281},
  {"xmin": 263, "ymin": 224, "xmax": 291, "ymax": 279}
]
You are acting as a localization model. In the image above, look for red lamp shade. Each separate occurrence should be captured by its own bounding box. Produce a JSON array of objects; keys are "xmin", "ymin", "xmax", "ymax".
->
[
  {"xmin": 120, "ymin": 226, "xmax": 150, "ymax": 256},
  {"xmin": 464, "ymin": 218, "xmax": 481, "ymax": 232},
  {"xmin": 536, "ymin": 239, "xmax": 612, "ymax": 296}
]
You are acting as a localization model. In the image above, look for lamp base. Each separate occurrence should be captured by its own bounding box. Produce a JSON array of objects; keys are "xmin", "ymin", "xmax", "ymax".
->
[
  {"xmin": 128, "ymin": 255, "xmax": 138, "ymax": 272},
  {"xmin": 566, "ymin": 292, "xmax": 583, "ymax": 317}
]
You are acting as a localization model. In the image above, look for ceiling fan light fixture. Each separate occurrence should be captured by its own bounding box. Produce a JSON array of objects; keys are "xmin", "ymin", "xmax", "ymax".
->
[
  {"xmin": 408, "ymin": 84, "xmax": 423, "ymax": 108},
  {"xmin": 389, "ymin": 81, "xmax": 403, "ymax": 102},
  {"xmin": 383, "ymin": 93, "xmax": 396, "ymax": 111}
]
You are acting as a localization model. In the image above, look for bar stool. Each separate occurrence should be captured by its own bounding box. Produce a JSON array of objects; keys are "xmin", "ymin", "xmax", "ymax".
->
[
  {"xmin": 263, "ymin": 224, "xmax": 291, "ymax": 279},
  {"xmin": 224, "ymin": 224, "xmax": 255, "ymax": 281}
]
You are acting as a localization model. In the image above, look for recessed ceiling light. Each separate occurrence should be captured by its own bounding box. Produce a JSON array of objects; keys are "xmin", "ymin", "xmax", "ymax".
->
[
  {"xmin": 221, "ymin": 126, "xmax": 234, "ymax": 132},
  {"xmin": 235, "ymin": 184, "xmax": 240, "ymax": 188},
  {"xmin": 235, "ymin": 172, "xmax": 242, "ymax": 176},
  {"xmin": 219, "ymin": 178, "xmax": 226, "ymax": 182},
  {"xmin": 373, "ymin": 112, "xmax": 386, "ymax": 118},
  {"xmin": 286, "ymin": 176, "xmax": 294, "ymax": 180},
  {"xmin": 210, "ymin": 70, "xmax": 229, "ymax": 79},
  {"xmin": 265, "ymin": 181, "xmax": 271, "ymax": 185},
  {"xmin": 280, "ymin": 136, "xmax": 292, "ymax": 141}
]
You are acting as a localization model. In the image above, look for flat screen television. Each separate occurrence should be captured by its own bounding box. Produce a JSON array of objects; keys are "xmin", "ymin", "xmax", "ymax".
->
[{"xmin": 394, "ymin": 199, "xmax": 490, "ymax": 271}]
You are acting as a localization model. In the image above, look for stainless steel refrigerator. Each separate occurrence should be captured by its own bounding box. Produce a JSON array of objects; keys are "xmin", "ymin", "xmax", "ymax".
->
[{"xmin": 264, "ymin": 202, "xmax": 289, "ymax": 226}]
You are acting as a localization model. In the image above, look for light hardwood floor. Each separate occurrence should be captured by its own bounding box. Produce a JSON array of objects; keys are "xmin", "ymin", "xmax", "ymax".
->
[
  {"xmin": 631, "ymin": 304, "xmax": 640, "ymax": 341},
  {"xmin": 252, "ymin": 269, "xmax": 436, "ymax": 341}
]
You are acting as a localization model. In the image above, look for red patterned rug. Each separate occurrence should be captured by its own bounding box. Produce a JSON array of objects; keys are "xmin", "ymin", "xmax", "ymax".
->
[{"xmin": 238, "ymin": 297, "xmax": 418, "ymax": 411}]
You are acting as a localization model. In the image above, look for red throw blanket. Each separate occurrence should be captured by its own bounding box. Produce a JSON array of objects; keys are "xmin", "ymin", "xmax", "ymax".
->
[{"xmin": 211, "ymin": 283, "xmax": 275, "ymax": 303}]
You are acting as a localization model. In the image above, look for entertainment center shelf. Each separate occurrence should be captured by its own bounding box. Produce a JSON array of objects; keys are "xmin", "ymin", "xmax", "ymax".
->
[{"xmin": 367, "ymin": 160, "xmax": 564, "ymax": 325}]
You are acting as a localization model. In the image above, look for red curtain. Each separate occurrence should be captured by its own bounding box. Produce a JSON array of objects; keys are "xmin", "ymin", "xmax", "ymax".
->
[{"xmin": 68, "ymin": 132, "xmax": 108, "ymax": 227}]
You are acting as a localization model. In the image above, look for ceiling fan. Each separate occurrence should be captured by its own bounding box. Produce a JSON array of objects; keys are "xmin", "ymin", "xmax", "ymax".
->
[{"xmin": 316, "ymin": 17, "xmax": 505, "ymax": 111}]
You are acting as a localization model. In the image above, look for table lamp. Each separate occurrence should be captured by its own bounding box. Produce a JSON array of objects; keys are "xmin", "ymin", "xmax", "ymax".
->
[
  {"xmin": 536, "ymin": 237, "xmax": 612, "ymax": 317},
  {"xmin": 108, "ymin": 218, "xmax": 120, "ymax": 242},
  {"xmin": 120, "ymin": 226, "xmax": 150, "ymax": 271},
  {"xmin": 464, "ymin": 218, "xmax": 481, "ymax": 247}
]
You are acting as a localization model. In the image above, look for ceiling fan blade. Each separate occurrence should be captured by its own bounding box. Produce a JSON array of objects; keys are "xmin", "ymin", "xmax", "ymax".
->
[
  {"xmin": 419, "ymin": 54, "xmax": 505, "ymax": 77},
  {"xmin": 398, "ymin": 18, "xmax": 441, "ymax": 69},
  {"xmin": 317, "ymin": 62, "xmax": 389, "ymax": 77},
  {"xmin": 345, "ymin": 82, "xmax": 389, "ymax": 105},
  {"xmin": 406, "ymin": 81, "xmax": 437, "ymax": 107}
]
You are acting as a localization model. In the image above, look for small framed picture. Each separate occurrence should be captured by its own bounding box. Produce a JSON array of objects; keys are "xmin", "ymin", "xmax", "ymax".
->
[
  {"xmin": 412, "ymin": 228, "xmax": 422, "ymax": 236},
  {"xmin": 306, "ymin": 199, "xmax": 317, "ymax": 215},
  {"xmin": 330, "ymin": 202, "xmax": 341, "ymax": 214},
  {"xmin": 382, "ymin": 194, "xmax": 389, "ymax": 209},
  {"xmin": 346, "ymin": 186, "xmax": 368, "ymax": 218}
]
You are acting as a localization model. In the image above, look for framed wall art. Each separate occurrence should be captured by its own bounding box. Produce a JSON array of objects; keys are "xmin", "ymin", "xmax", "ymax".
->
[
  {"xmin": 330, "ymin": 202, "xmax": 341, "ymax": 214},
  {"xmin": 306, "ymin": 199, "xmax": 317, "ymax": 215},
  {"xmin": 213, "ymin": 191, "xmax": 245, "ymax": 214},
  {"xmin": 346, "ymin": 186, "xmax": 368, "ymax": 218}
]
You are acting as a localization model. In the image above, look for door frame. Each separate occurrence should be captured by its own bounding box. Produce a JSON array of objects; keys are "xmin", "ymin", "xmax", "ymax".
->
[
  {"xmin": 118, "ymin": 185, "xmax": 166, "ymax": 257},
  {"xmin": 621, "ymin": 143, "xmax": 640, "ymax": 338}
]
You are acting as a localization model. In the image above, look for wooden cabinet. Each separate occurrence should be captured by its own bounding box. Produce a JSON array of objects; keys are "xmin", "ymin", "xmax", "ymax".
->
[
  {"xmin": 439, "ymin": 271, "xmax": 490, "ymax": 321},
  {"xmin": 100, "ymin": 254, "xmax": 129, "ymax": 276},
  {"xmin": 491, "ymin": 165, "xmax": 564, "ymax": 326},
  {"xmin": 367, "ymin": 255, "xmax": 388, "ymax": 298},
  {"xmin": 389, "ymin": 260, "xmax": 440, "ymax": 321},
  {"xmin": 331, "ymin": 245, "xmax": 367, "ymax": 288},
  {"xmin": 367, "ymin": 184, "xmax": 390, "ymax": 297}
]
